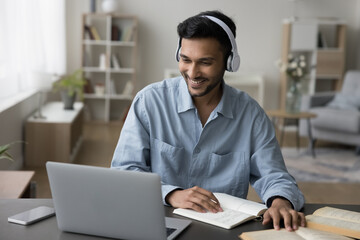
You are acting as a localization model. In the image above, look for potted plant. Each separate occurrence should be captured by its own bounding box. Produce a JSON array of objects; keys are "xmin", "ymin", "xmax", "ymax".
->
[
  {"xmin": 0, "ymin": 142, "xmax": 22, "ymax": 162},
  {"xmin": 53, "ymin": 69, "xmax": 86, "ymax": 110}
]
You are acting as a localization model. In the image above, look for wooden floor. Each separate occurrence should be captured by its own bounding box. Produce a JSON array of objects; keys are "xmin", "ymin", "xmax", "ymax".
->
[{"xmin": 24, "ymin": 122, "xmax": 360, "ymax": 205}]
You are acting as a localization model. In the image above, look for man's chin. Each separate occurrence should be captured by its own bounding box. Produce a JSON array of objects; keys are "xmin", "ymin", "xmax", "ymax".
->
[{"xmin": 188, "ymin": 89, "xmax": 206, "ymax": 98}]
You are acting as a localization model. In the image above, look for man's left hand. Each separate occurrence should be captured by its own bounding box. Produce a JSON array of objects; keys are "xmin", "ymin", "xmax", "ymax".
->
[{"xmin": 262, "ymin": 198, "xmax": 306, "ymax": 231}]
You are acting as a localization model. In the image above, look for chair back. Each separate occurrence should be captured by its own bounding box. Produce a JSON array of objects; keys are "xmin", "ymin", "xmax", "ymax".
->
[{"xmin": 341, "ymin": 71, "xmax": 360, "ymax": 96}]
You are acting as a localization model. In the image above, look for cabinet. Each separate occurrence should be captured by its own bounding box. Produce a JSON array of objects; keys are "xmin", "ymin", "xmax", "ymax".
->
[
  {"xmin": 279, "ymin": 18, "xmax": 346, "ymax": 110},
  {"xmin": 25, "ymin": 102, "xmax": 84, "ymax": 167},
  {"xmin": 82, "ymin": 13, "xmax": 138, "ymax": 121}
]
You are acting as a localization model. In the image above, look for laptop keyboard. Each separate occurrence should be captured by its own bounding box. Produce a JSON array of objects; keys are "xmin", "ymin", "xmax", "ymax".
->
[{"xmin": 166, "ymin": 227, "xmax": 176, "ymax": 236}]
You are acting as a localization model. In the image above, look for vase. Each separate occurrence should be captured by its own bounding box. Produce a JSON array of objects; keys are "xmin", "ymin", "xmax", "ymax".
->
[
  {"xmin": 61, "ymin": 91, "xmax": 77, "ymax": 110},
  {"xmin": 101, "ymin": 0, "xmax": 119, "ymax": 13},
  {"xmin": 286, "ymin": 79, "xmax": 302, "ymax": 113}
]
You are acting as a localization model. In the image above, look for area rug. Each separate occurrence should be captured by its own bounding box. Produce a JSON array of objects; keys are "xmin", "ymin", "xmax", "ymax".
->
[{"xmin": 281, "ymin": 147, "xmax": 360, "ymax": 183}]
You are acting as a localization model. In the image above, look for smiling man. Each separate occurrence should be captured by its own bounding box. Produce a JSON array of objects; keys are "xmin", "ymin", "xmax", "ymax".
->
[{"xmin": 111, "ymin": 10, "xmax": 305, "ymax": 231}]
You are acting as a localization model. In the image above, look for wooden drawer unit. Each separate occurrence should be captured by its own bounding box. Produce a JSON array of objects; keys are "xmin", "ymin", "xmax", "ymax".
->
[{"xmin": 25, "ymin": 102, "xmax": 84, "ymax": 167}]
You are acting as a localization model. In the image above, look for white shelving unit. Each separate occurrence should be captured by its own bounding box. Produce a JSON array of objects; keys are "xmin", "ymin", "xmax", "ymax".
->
[
  {"xmin": 279, "ymin": 18, "xmax": 346, "ymax": 110},
  {"xmin": 164, "ymin": 69, "xmax": 265, "ymax": 107},
  {"xmin": 82, "ymin": 13, "xmax": 138, "ymax": 122}
]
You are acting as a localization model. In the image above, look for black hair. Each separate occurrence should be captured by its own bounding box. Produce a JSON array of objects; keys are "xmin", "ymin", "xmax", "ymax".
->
[{"xmin": 177, "ymin": 10, "xmax": 236, "ymax": 61}]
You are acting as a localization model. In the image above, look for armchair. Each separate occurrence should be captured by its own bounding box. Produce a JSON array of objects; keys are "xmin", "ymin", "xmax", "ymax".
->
[{"xmin": 299, "ymin": 71, "xmax": 360, "ymax": 153}]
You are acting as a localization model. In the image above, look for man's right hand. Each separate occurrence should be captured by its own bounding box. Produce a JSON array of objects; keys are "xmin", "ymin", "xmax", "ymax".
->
[{"xmin": 165, "ymin": 186, "xmax": 223, "ymax": 213}]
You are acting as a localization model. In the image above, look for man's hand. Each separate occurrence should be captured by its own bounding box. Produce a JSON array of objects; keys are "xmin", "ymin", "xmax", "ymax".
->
[
  {"xmin": 165, "ymin": 186, "xmax": 223, "ymax": 213},
  {"xmin": 262, "ymin": 198, "xmax": 306, "ymax": 231}
]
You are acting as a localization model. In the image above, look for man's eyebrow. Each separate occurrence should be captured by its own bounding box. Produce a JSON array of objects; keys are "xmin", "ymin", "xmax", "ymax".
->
[{"xmin": 180, "ymin": 54, "xmax": 215, "ymax": 61}]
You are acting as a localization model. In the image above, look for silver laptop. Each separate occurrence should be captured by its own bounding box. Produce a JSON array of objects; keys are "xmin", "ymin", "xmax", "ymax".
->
[{"xmin": 46, "ymin": 162, "xmax": 191, "ymax": 240}]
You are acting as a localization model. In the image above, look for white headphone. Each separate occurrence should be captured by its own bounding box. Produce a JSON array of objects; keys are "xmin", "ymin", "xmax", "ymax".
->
[{"xmin": 175, "ymin": 15, "xmax": 240, "ymax": 72}]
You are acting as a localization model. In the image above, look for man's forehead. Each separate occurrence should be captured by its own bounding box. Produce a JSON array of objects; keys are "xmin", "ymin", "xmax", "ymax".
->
[{"xmin": 181, "ymin": 38, "xmax": 223, "ymax": 58}]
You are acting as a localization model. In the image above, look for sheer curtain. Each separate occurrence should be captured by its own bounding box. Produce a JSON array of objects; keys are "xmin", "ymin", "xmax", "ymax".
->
[{"xmin": 0, "ymin": 0, "xmax": 66, "ymax": 100}]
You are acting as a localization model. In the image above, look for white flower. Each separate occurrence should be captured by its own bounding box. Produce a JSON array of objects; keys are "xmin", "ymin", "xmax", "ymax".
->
[
  {"xmin": 275, "ymin": 54, "xmax": 307, "ymax": 81},
  {"xmin": 297, "ymin": 68, "xmax": 303, "ymax": 77},
  {"xmin": 290, "ymin": 62, "xmax": 297, "ymax": 68}
]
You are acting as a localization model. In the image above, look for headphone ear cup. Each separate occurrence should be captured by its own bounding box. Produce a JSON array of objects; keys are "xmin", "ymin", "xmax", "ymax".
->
[
  {"xmin": 176, "ymin": 47, "xmax": 181, "ymax": 62},
  {"xmin": 231, "ymin": 53, "xmax": 240, "ymax": 72},
  {"xmin": 226, "ymin": 53, "xmax": 233, "ymax": 72},
  {"xmin": 175, "ymin": 38, "xmax": 182, "ymax": 62}
]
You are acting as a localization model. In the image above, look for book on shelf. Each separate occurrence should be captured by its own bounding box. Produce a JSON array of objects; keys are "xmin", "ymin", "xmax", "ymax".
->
[
  {"xmin": 239, "ymin": 227, "xmax": 352, "ymax": 240},
  {"xmin": 111, "ymin": 25, "xmax": 121, "ymax": 41},
  {"xmin": 84, "ymin": 25, "xmax": 94, "ymax": 40},
  {"xmin": 122, "ymin": 81, "xmax": 134, "ymax": 96},
  {"xmin": 305, "ymin": 207, "xmax": 360, "ymax": 239},
  {"xmin": 110, "ymin": 79, "xmax": 117, "ymax": 95},
  {"xmin": 317, "ymin": 31, "xmax": 328, "ymax": 48},
  {"xmin": 83, "ymin": 78, "xmax": 94, "ymax": 94},
  {"xmin": 121, "ymin": 26, "xmax": 134, "ymax": 42},
  {"xmin": 173, "ymin": 193, "xmax": 267, "ymax": 229},
  {"xmin": 90, "ymin": 26, "xmax": 101, "ymax": 40},
  {"xmin": 111, "ymin": 54, "xmax": 121, "ymax": 69}
]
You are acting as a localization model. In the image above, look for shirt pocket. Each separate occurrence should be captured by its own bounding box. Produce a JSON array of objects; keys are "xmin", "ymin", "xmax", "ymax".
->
[
  {"xmin": 206, "ymin": 152, "xmax": 249, "ymax": 195},
  {"xmin": 150, "ymin": 138, "xmax": 185, "ymax": 180}
]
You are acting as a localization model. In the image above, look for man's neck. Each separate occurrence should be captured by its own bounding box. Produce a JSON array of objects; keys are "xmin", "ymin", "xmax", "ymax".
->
[{"xmin": 193, "ymin": 84, "xmax": 223, "ymax": 126}]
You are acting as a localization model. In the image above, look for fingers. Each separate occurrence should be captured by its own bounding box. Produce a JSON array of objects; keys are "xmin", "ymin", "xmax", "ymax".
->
[
  {"xmin": 166, "ymin": 186, "xmax": 223, "ymax": 213},
  {"xmin": 262, "ymin": 198, "xmax": 306, "ymax": 231},
  {"xmin": 186, "ymin": 186, "xmax": 223, "ymax": 213},
  {"xmin": 263, "ymin": 209, "xmax": 305, "ymax": 231}
]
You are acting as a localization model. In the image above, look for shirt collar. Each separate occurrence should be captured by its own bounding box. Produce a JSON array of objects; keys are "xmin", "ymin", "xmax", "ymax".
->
[
  {"xmin": 177, "ymin": 77, "xmax": 195, "ymax": 113},
  {"xmin": 215, "ymin": 81, "xmax": 234, "ymax": 119},
  {"xmin": 177, "ymin": 77, "xmax": 234, "ymax": 119}
]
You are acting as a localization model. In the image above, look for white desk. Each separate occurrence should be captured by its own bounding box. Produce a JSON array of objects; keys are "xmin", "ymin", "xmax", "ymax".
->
[{"xmin": 25, "ymin": 102, "xmax": 84, "ymax": 167}]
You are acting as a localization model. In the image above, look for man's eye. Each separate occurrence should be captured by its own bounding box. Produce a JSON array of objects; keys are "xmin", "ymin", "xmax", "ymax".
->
[{"xmin": 201, "ymin": 61, "xmax": 211, "ymax": 65}]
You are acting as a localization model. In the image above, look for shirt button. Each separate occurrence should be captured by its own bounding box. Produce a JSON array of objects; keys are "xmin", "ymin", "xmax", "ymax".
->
[{"xmin": 194, "ymin": 147, "xmax": 201, "ymax": 154}]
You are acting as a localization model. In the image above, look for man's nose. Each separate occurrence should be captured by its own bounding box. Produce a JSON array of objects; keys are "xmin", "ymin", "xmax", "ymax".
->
[{"xmin": 187, "ymin": 63, "xmax": 200, "ymax": 79}]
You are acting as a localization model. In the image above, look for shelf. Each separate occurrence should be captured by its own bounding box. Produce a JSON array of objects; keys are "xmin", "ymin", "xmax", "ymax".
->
[
  {"xmin": 83, "ymin": 40, "xmax": 136, "ymax": 47},
  {"xmin": 82, "ymin": 13, "xmax": 137, "ymax": 122},
  {"xmin": 109, "ymin": 94, "xmax": 133, "ymax": 100},
  {"xmin": 110, "ymin": 68, "xmax": 135, "ymax": 74},
  {"xmin": 84, "ymin": 94, "xmax": 107, "ymax": 99},
  {"xmin": 110, "ymin": 41, "xmax": 136, "ymax": 47},
  {"xmin": 315, "ymin": 74, "xmax": 342, "ymax": 79},
  {"xmin": 83, "ymin": 67, "xmax": 106, "ymax": 72},
  {"xmin": 83, "ymin": 40, "xmax": 108, "ymax": 45},
  {"xmin": 84, "ymin": 94, "xmax": 133, "ymax": 100},
  {"xmin": 280, "ymin": 19, "xmax": 346, "ymax": 110}
]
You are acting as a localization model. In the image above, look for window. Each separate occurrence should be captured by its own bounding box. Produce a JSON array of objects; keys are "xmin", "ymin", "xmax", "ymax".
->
[{"xmin": 0, "ymin": 0, "xmax": 66, "ymax": 100}]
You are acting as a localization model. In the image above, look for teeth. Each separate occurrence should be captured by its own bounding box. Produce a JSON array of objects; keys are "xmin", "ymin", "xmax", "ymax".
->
[{"xmin": 190, "ymin": 79, "xmax": 205, "ymax": 84}]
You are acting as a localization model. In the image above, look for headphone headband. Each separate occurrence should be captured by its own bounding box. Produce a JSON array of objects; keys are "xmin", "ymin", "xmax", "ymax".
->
[{"xmin": 175, "ymin": 15, "xmax": 240, "ymax": 72}]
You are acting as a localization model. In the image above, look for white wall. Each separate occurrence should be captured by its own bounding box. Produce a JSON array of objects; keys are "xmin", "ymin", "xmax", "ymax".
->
[{"xmin": 66, "ymin": 0, "xmax": 360, "ymax": 110}]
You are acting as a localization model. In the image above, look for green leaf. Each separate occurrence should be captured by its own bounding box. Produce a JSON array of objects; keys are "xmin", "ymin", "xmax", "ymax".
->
[
  {"xmin": 0, "ymin": 152, "xmax": 14, "ymax": 162},
  {"xmin": 0, "ymin": 141, "xmax": 25, "ymax": 162},
  {"xmin": 0, "ymin": 144, "xmax": 10, "ymax": 154}
]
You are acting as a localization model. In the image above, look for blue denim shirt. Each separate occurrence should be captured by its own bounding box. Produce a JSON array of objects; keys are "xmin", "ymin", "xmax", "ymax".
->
[{"xmin": 111, "ymin": 77, "xmax": 305, "ymax": 211}]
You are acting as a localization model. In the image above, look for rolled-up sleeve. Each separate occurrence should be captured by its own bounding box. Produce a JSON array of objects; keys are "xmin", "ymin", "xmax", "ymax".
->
[{"xmin": 249, "ymin": 106, "xmax": 305, "ymax": 211}]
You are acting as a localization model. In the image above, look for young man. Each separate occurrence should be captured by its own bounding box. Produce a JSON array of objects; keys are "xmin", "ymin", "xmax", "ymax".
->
[{"xmin": 111, "ymin": 10, "xmax": 305, "ymax": 231}]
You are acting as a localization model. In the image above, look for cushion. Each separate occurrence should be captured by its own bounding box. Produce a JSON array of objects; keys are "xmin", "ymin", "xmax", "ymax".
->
[
  {"xmin": 311, "ymin": 107, "xmax": 360, "ymax": 133},
  {"xmin": 326, "ymin": 93, "xmax": 360, "ymax": 111}
]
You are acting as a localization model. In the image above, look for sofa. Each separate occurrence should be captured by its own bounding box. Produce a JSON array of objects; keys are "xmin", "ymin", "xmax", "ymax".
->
[{"xmin": 299, "ymin": 70, "xmax": 360, "ymax": 153}]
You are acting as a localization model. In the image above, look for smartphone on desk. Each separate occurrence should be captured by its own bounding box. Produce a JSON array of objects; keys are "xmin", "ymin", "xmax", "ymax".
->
[{"xmin": 8, "ymin": 206, "xmax": 55, "ymax": 225}]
